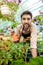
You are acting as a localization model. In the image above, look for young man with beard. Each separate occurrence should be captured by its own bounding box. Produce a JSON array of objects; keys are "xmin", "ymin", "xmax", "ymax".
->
[{"xmin": 15, "ymin": 11, "xmax": 37, "ymax": 60}]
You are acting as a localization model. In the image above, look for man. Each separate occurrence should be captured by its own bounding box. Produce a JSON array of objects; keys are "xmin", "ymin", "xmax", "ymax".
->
[{"xmin": 16, "ymin": 11, "xmax": 37, "ymax": 58}]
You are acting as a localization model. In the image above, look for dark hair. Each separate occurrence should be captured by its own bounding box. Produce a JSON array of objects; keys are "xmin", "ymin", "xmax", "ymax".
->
[{"xmin": 21, "ymin": 11, "xmax": 32, "ymax": 19}]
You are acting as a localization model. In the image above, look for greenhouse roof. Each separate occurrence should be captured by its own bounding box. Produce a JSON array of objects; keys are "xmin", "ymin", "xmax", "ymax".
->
[{"xmin": 15, "ymin": 0, "xmax": 43, "ymax": 22}]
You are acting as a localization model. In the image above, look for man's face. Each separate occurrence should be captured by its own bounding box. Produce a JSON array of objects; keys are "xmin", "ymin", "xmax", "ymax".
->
[{"xmin": 21, "ymin": 14, "xmax": 32, "ymax": 30}]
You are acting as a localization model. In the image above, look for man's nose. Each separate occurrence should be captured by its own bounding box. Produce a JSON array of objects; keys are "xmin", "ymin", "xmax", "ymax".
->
[{"xmin": 25, "ymin": 19, "xmax": 28, "ymax": 23}]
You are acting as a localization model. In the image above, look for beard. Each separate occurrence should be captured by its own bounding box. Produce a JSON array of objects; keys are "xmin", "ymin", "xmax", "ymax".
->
[{"xmin": 23, "ymin": 23, "xmax": 31, "ymax": 31}]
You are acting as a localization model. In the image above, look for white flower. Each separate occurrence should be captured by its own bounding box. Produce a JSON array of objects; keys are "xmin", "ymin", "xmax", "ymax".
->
[{"xmin": 1, "ymin": 5, "xmax": 11, "ymax": 15}]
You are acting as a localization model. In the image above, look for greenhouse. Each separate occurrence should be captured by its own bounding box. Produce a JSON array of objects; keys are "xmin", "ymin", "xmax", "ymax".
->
[{"xmin": 0, "ymin": 0, "xmax": 43, "ymax": 65}]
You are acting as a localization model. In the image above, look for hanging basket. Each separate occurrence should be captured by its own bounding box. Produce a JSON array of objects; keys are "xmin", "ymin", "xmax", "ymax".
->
[{"xmin": 0, "ymin": 4, "xmax": 11, "ymax": 15}]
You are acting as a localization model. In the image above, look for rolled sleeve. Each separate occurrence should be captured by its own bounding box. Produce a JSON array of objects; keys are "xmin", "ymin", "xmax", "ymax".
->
[
  {"xmin": 16, "ymin": 24, "xmax": 22, "ymax": 37},
  {"xmin": 30, "ymin": 24, "xmax": 37, "ymax": 49}
]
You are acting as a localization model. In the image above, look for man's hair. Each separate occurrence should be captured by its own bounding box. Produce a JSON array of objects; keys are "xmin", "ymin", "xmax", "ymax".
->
[{"xmin": 21, "ymin": 11, "xmax": 32, "ymax": 19}]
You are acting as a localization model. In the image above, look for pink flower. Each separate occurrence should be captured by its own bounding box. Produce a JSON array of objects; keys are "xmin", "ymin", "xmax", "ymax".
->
[{"xmin": 8, "ymin": 0, "xmax": 12, "ymax": 2}]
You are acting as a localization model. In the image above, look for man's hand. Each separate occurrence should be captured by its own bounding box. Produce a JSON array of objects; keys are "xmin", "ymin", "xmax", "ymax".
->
[{"xmin": 31, "ymin": 48, "xmax": 37, "ymax": 57}]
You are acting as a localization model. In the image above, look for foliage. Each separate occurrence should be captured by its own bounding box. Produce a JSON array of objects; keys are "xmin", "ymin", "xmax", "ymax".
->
[
  {"xmin": 6, "ymin": 2, "xmax": 18, "ymax": 11},
  {"xmin": 0, "ymin": 40, "xmax": 29, "ymax": 65},
  {"xmin": 0, "ymin": 1, "xmax": 19, "ymax": 21},
  {"xmin": 10, "ymin": 59, "xmax": 26, "ymax": 65},
  {"xmin": 0, "ymin": 29, "xmax": 3, "ymax": 32},
  {"xmin": 0, "ymin": 41, "xmax": 13, "ymax": 65},
  {"xmin": 0, "ymin": 38, "xmax": 43, "ymax": 65},
  {"xmin": 0, "ymin": 11, "xmax": 2, "ymax": 18},
  {"xmin": 11, "ymin": 21, "xmax": 18, "ymax": 28},
  {"xmin": 10, "ymin": 57, "xmax": 43, "ymax": 65},
  {"xmin": 29, "ymin": 57, "xmax": 43, "ymax": 65},
  {"xmin": 35, "ymin": 15, "xmax": 43, "ymax": 25},
  {"xmin": 37, "ymin": 41, "xmax": 43, "ymax": 52}
]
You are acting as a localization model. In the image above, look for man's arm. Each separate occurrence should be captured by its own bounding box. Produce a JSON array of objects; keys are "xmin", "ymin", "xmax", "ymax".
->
[
  {"xmin": 30, "ymin": 24, "xmax": 37, "ymax": 57},
  {"xmin": 31, "ymin": 48, "xmax": 37, "ymax": 57},
  {"xmin": 16, "ymin": 24, "xmax": 22, "ymax": 40}
]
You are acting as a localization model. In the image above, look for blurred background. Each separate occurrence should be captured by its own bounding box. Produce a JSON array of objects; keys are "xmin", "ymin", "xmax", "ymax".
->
[{"xmin": 0, "ymin": 0, "xmax": 43, "ymax": 65}]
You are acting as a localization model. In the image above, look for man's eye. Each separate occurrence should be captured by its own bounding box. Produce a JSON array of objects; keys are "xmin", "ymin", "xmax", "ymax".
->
[
  {"xmin": 23, "ymin": 18, "xmax": 26, "ymax": 20},
  {"xmin": 27, "ymin": 18, "xmax": 30, "ymax": 20}
]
